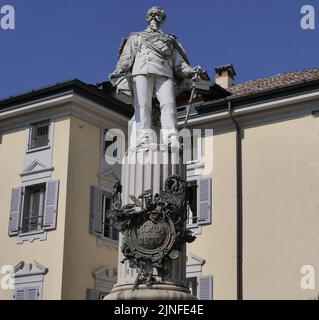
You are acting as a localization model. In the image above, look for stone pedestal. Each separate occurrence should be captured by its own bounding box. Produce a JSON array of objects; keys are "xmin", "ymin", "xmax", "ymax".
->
[{"xmin": 105, "ymin": 145, "xmax": 195, "ymax": 300}]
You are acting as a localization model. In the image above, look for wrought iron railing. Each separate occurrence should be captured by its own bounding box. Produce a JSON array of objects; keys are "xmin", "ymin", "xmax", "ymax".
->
[{"xmin": 21, "ymin": 215, "xmax": 43, "ymax": 233}]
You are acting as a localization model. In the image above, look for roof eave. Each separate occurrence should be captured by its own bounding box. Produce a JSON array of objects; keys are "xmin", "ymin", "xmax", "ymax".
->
[
  {"xmin": 0, "ymin": 79, "xmax": 133, "ymax": 118},
  {"xmin": 196, "ymin": 76, "xmax": 319, "ymax": 112}
]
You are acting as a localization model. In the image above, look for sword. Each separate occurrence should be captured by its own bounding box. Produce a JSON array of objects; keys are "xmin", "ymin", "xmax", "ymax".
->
[{"xmin": 183, "ymin": 66, "xmax": 202, "ymax": 129}]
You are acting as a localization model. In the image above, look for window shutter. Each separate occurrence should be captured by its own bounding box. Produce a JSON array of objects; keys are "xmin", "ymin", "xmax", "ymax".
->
[
  {"xmin": 8, "ymin": 187, "xmax": 23, "ymax": 236},
  {"xmin": 86, "ymin": 288, "xmax": 100, "ymax": 300},
  {"xmin": 13, "ymin": 288, "xmax": 26, "ymax": 300},
  {"xmin": 89, "ymin": 186, "xmax": 103, "ymax": 235},
  {"xmin": 26, "ymin": 286, "xmax": 40, "ymax": 300},
  {"xmin": 197, "ymin": 178, "xmax": 212, "ymax": 225},
  {"xmin": 197, "ymin": 276, "xmax": 213, "ymax": 300},
  {"xmin": 43, "ymin": 180, "xmax": 59, "ymax": 231}
]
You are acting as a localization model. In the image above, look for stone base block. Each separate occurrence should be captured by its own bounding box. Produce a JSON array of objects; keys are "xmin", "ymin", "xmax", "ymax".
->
[{"xmin": 104, "ymin": 283, "xmax": 195, "ymax": 300}]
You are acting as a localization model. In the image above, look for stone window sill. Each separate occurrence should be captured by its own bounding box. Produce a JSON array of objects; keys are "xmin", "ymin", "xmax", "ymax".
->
[
  {"xmin": 26, "ymin": 145, "xmax": 51, "ymax": 154},
  {"xmin": 17, "ymin": 230, "xmax": 47, "ymax": 244}
]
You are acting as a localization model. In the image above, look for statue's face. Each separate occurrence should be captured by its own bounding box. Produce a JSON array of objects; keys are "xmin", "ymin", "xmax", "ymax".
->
[{"xmin": 147, "ymin": 11, "xmax": 164, "ymax": 31}]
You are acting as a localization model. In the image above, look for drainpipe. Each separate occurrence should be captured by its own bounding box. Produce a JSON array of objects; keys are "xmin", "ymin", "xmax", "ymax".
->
[{"xmin": 228, "ymin": 101, "xmax": 243, "ymax": 300}]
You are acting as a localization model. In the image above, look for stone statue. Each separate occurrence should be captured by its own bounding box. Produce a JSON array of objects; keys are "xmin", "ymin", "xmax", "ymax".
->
[
  {"xmin": 109, "ymin": 6, "xmax": 201, "ymax": 147},
  {"xmin": 105, "ymin": 7, "xmax": 198, "ymax": 300}
]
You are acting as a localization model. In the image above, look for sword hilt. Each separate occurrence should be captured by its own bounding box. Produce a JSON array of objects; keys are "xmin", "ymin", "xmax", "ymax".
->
[{"xmin": 184, "ymin": 67, "xmax": 202, "ymax": 129}]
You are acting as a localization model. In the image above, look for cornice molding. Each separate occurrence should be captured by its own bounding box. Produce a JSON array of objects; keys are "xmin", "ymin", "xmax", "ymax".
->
[{"xmin": 0, "ymin": 93, "xmax": 129, "ymax": 134}]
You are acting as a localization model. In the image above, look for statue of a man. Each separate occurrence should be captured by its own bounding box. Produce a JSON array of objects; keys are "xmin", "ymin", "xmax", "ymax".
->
[{"xmin": 109, "ymin": 6, "xmax": 200, "ymax": 147}]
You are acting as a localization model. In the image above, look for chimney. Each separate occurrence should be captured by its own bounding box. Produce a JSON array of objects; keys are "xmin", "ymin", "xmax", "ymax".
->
[{"xmin": 215, "ymin": 64, "xmax": 236, "ymax": 89}]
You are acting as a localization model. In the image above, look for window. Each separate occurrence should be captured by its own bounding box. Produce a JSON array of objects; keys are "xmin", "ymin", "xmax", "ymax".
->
[
  {"xmin": 198, "ymin": 276, "xmax": 213, "ymax": 300},
  {"xmin": 28, "ymin": 120, "xmax": 50, "ymax": 150},
  {"xmin": 8, "ymin": 181, "xmax": 59, "ymax": 242},
  {"xmin": 89, "ymin": 186, "xmax": 119, "ymax": 242},
  {"xmin": 186, "ymin": 255, "xmax": 213, "ymax": 300},
  {"xmin": 185, "ymin": 129, "xmax": 201, "ymax": 163},
  {"xmin": 187, "ymin": 276, "xmax": 213, "ymax": 300},
  {"xmin": 11, "ymin": 261, "xmax": 48, "ymax": 301},
  {"xmin": 87, "ymin": 267, "xmax": 117, "ymax": 300},
  {"xmin": 102, "ymin": 195, "xmax": 119, "ymax": 241},
  {"xmin": 186, "ymin": 177, "xmax": 212, "ymax": 228},
  {"xmin": 21, "ymin": 184, "xmax": 45, "ymax": 233},
  {"xmin": 14, "ymin": 286, "xmax": 40, "ymax": 300}
]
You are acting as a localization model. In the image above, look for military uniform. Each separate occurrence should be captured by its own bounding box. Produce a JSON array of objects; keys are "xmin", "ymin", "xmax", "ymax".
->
[{"xmin": 111, "ymin": 28, "xmax": 193, "ymax": 146}]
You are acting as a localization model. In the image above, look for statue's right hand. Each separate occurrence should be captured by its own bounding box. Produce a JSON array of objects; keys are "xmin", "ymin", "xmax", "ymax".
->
[
  {"xmin": 110, "ymin": 68, "xmax": 125, "ymax": 79},
  {"xmin": 109, "ymin": 69, "xmax": 127, "ymax": 87}
]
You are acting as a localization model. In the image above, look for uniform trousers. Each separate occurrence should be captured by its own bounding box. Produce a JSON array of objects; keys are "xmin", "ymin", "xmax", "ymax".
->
[{"xmin": 131, "ymin": 74, "xmax": 178, "ymax": 146}]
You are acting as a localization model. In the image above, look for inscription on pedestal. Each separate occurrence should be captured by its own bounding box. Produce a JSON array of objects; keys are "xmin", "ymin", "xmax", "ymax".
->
[
  {"xmin": 127, "ymin": 218, "xmax": 175, "ymax": 258},
  {"xmin": 137, "ymin": 221, "xmax": 167, "ymax": 249}
]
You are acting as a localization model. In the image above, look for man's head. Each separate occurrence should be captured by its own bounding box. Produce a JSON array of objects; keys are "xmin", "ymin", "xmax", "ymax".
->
[{"xmin": 146, "ymin": 6, "xmax": 166, "ymax": 31}]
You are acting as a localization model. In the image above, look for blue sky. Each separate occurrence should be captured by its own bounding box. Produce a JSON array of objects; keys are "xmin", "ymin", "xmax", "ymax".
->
[{"xmin": 0, "ymin": 0, "xmax": 318, "ymax": 98}]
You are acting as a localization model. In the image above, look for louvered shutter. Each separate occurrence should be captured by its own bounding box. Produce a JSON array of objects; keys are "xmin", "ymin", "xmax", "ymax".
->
[
  {"xmin": 197, "ymin": 178, "xmax": 212, "ymax": 225},
  {"xmin": 86, "ymin": 288, "xmax": 100, "ymax": 300},
  {"xmin": 26, "ymin": 286, "xmax": 40, "ymax": 300},
  {"xmin": 13, "ymin": 288, "xmax": 26, "ymax": 300},
  {"xmin": 89, "ymin": 186, "xmax": 103, "ymax": 235},
  {"xmin": 43, "ymin": 180, "xmax": 59, "ymax": 231},
  {"xmin": 197, "ymin": 276, "xmax": 213, "ymax": 300},
  {"xmin": 8, "ymin": 187, "xmax": 23, "ymax": 236}
]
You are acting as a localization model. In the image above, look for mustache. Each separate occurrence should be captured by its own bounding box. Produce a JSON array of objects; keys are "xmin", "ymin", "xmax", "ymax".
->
[{"xmin": 149, "ymin": 19, "xmax": 161, "ymax": 27}]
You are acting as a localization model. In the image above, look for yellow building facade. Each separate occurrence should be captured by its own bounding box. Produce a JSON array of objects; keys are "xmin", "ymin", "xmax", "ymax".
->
[
  {"xmin": 0, "ymin": 80, "xmax": 130, "ymax": 300},
  {"xmin": 1, "ymin": 68, "xmax": 319, "ymax": 300},
  {"xmin": 186, "ymin": 67, "xmax": 319, "ymax": 300}
]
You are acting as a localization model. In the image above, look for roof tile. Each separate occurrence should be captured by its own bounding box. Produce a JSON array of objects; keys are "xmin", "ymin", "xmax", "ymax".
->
[{"xmin": 227, "ymin": 68, "xmax": 319, "ymax": 96}]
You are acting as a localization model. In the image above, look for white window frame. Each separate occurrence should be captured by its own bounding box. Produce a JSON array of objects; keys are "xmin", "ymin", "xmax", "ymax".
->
[
  {"xmin": 14, "ymin": 178, "xmax": 59, "ymax": 244},
  {"xmin": 16, "ymin": 182, "xmax": 48, "ymax": 244},
  {"xmin": 27, "ymin": 119, "xmax": 51, "ymax": 153},
  {"xmin": 20, "ymin": 183, "xmax": 46, "ymax": 235},
  {"xmin": 22, "ymin": 119, "xmax": 55, "ymax": 185}
]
